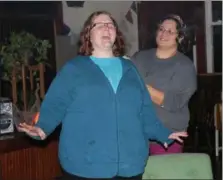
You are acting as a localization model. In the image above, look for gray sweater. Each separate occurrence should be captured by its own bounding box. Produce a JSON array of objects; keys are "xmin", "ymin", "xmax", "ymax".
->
[{"xmin": 131, "ymin": 49, "xmax": 197, "ymax": 131}]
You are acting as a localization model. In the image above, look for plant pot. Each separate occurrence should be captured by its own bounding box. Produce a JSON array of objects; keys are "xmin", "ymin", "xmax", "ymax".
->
[{"xmin": 13, "ymin": 109, "xmax": 39, "ymax": 131}]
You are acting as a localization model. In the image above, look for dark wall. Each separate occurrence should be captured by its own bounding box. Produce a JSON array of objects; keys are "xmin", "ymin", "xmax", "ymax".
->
[
  {"xmin": 137, "ymin": 1, "xmax": 206, "ymax": 73},
  {"xmin": 0, "ymin": 2, "xmax": 63, "ymax": 98},
  {"xmin": 0, "ymin": 2, "xmax": 58, "ymax": 17},
  {"xmin": 213, "ymin": 26, "xmax": 222, "ymax": 73}
]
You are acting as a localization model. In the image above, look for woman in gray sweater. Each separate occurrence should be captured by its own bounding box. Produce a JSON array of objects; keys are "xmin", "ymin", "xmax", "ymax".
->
[{"xmin": 132, "ymin": 14, "xmax": 197, "ymax": 155}]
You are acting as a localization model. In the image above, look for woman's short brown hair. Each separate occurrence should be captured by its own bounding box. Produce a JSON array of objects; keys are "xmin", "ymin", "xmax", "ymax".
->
[{"xmin": 78, "ymin": 11, "xmax": 125, "ymax": 56}]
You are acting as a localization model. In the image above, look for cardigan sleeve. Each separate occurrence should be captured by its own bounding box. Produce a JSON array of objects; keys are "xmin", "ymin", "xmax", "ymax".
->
[{"xmin": 35, "ymin": 61, "xmax": 76, "ymax": 137}]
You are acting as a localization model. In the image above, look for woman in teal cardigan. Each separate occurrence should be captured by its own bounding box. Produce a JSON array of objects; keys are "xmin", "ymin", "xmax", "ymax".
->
[{"xmin": 18, "ymin": 11, "xmax": 187, "ymax": 180}]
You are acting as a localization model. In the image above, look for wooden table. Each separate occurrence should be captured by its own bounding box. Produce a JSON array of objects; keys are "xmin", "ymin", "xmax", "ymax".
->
[{"xmin": 0, "ymin": 128, "xmax": 62, "ymax": 180}]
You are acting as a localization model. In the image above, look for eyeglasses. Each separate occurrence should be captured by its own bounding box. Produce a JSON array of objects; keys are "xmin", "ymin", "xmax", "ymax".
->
[
  {"xmin": 91, "ymin": 22, "xmax": 116, "ymax": 30},
  {"xmin": 158, "ymin": 26, "xmax": 178, "ymax": 36}
]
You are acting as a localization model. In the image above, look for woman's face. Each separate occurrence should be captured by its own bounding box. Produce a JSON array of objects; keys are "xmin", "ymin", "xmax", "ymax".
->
[
  {"xmin": 156, "ymin": 19, "xmax": 178, "ymax": 49},
  {"xmin": 90, "ymin": 14, "xmax": 117, "ymax": 51}
]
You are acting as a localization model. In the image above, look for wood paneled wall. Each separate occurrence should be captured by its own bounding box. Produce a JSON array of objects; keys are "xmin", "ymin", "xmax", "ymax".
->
[{"xmin": 0, "ymin": 140, "xmax": 62, "ymax": 180}]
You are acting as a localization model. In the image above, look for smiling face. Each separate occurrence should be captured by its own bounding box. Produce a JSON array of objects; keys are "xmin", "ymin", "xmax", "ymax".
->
[
  {"xmin": 90, "ymin": 14, "xmax": 117, "ymax": 52},
  {"xmin": 156, "ymin": 19, "xmax": 179, "ymax": 49}
]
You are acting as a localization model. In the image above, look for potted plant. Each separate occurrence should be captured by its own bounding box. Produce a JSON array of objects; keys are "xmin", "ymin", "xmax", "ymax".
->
[
  {"xmin": 0, "ymin": 31, "xmax": 51, "ymax": 81},
  {"xmin": 0, "ymin": 31, "xmax": 51, "ymax": 114}
]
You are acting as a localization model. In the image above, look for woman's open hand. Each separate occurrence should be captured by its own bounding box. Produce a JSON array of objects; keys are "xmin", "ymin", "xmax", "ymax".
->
[
  {"xmin": 164, "ymin": 131, "xmax": 188, "ymax": 148},
  {"xmin": 18, "ymin": 123, "xmax": 46, "ymax": 140}
]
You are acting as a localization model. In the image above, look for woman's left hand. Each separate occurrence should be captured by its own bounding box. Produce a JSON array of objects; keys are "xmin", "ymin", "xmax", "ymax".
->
[{"xmin": 164, "ymin": 131, "xmax": 188, "ymax": 148}]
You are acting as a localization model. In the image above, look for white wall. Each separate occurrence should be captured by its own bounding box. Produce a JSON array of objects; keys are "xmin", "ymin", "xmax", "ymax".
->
[
  {"xmin": 55, "ymin": 35, "xmax": 78, "ymax": 71},
  {"xmin": 62, "ymin": 1, "xmax": 139, "ymax": 56}
]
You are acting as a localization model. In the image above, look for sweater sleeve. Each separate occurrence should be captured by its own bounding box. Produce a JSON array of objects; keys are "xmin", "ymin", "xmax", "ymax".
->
[
  {"xmin": 141, "ymin": 81, "xmax": 173, "ymax": 144},
  {"xmin": 161, "ymin": 62, "xmax": 197, "ymax": 112},
  {"xmin": 132, "ymin": 65, "xmax": 173, "ymax": 145},
  {"xmin": 35, "ymin": 61, "xmax": 76, "ymax": 137}
]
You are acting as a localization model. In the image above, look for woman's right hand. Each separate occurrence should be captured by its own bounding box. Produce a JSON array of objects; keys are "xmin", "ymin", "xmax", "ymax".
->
[{"xmin": 18, "ymin": 123, "xmax": 46, "ymax": 140}]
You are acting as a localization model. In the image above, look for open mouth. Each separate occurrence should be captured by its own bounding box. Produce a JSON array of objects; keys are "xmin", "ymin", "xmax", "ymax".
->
[
  {"xmin": 160, "ymin": 38, "xmax": 168, "ymax": 41},
  {"xmin": 101, "ymin": 36, "xmax": 111, "ymax": 40}
]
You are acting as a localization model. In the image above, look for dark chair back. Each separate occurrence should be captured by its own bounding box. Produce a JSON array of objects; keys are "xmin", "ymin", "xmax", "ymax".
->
[
  {"xmin": 188, "ymin": 73, "xmax": 222, "ymax": 152},
  {"xmin": 189, "ymin": 73, "xmax": 222, "ymax": 129}
]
